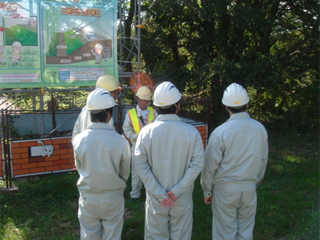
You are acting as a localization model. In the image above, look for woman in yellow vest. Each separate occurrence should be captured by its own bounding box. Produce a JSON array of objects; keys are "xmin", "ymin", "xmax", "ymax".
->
[{"xmin": 123, "ymin": 86, "xmax": 158, "ymax": 199}]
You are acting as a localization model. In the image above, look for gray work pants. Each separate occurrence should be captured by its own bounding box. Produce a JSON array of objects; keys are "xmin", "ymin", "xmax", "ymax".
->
[
  {"xmin": 212, "ymin": 186, "xmax": 257, "ymax": 240},
  {"xmin": 130, "ymin": 142, "xmax": 143, "ymax": 198},
  {"xmin": 144, "ymin": 193, "xmax": 193, "ymax": 240},
  {"xmin": 78, "ymin": 191, "xmax": 124, "ymax": 240}
]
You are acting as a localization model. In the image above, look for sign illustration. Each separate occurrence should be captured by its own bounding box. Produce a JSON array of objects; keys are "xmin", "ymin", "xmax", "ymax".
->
[
  {"xmin": 0, "ymin": 0, "xmax": 118, "ymax": 88},
  {"xmin": 29, "ymin": 140, "xmax": 54, "ymax": 157}
]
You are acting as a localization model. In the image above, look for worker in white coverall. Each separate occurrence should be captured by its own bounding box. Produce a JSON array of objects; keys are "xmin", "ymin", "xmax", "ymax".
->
[
  {"xmin": 73, "ymin": 88, "xmax": 131, "ymax": 240},
  {"xmin": 122, "ymin": 86, "xmax": 158, "ymax": 199},
  {"xmin": 72, "ymin": 75, "xmax": 121, "ymax": 140},
  {"xmin": 134, "ymin": 81, "xmax": 204, "ymax": 240},
  {"xmin": 201, "ymin": 83, "xmax": 268, "ymax": 240}
]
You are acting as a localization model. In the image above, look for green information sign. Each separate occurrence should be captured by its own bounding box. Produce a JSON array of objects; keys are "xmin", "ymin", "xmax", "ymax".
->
[{"xmin": 0, "ymin": 0, "xmax": 118, "ymax": 88}]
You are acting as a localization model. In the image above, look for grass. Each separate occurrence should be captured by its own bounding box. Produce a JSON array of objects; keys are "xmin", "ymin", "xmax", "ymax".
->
[{"xmin": 0, "ymin": 132, "xmax": 319, "ymax": 240}]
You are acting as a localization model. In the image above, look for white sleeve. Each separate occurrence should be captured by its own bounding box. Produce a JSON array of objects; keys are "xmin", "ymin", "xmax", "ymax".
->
[
  {"xmin": 170, "ymin": 131, "xmax": 204, "ymax": 197},
  {"xmin": 134, "ymin": 132, "xmax": 167, "ymax": 202},
  {"xmin": 119, "ymin": 138, "xmax": 132, "ymax": 182},
  {"xmin": 256, "ymin": 133, "xmax": 269, "ymax": 185},
  {"xmin": 201, "ymin": 132, "xmax": 223, "ymax": 197},
  {"xmin": 72, "ymin": 107, "xmax": 91, "ymax": 141},
  {"xmin": 122, "ymin": 113, "xmax": 138, "ymax": 142}
]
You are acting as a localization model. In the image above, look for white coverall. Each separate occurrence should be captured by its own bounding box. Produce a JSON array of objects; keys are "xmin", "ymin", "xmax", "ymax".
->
[
  {"xmin": 73, "ymin": 122, "xmax": 131, "ymax": 240},
  {"xmin": 201, "ymin": 112, "xmax": 268, "ymax": 240},
  {"xmin": 72, "ymin": 105, "xmax": 114, "ymax": 140},
  {"xmin": 135, "ymin": 114, "xmax": 204, "ymax": 240},
  {"xmin": 122, "ymin": 105, "xmax": 157, "ymax": 198}
]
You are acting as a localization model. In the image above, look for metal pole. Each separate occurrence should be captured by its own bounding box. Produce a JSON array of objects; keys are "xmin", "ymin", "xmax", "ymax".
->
[
  {"xmin": 5, "ymin": 109, "xmax": 12, "ymax": 189},
  {"xmin": 32, "ymin": 92, "xmax": 37, "ymax": 134},
  {"xmin": 40, "ymin": 89, "xmax": 45, "ymax": 134},
  {"xmin": 136, "ymin": 0, "xmax": 141, "ymax": 74},
  {"xmin": 1, "ymin": 109, "xmax": 9, "ymax": 189},
  {"xmin": 0, "ymin": 109, "xmax": 18, "ymax": 192}
]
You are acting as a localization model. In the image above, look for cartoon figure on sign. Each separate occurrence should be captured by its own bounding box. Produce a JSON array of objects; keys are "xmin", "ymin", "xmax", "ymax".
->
[
  {"xmin": 103, "ymin": 47, "xmax": 111, "ymax": 62},
  {"xmin": 0, "ymin": 41, "xmax": 6, "ymax": 65},
  {"xmin": 11, "ymin": 41, "xmax": 21, "ymax": 65},
  {"xmin": 30, "ymin": 140, "xmax": 55, "ymax": 157},
  {"xmin": 90, "ymin": 43, "xmax": 103, "ymax": 64}
]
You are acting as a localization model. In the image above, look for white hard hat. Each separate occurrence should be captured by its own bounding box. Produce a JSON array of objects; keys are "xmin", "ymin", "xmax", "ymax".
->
[
  {"xmin": 86, "ymin": 88, "xmax": 116, "ymax": 112},
  {"xmin": 153, "ymin": 81, "xmax": 182, "ymax": 107},
  {"xmin": 96, "ymin": 75, "xmax": 120, "ymax": 91},
  {"xmin": 136, "ymin": 86, "xmax": 152, "ymax": 101},
  {"xmin": 95, "ymin": 43, "xmax": 103, "ymax": 49},
  {"xmin": 12, "ymin": 41, "xmax": 21, "ymax": 47},
  {"xmin": 222, "ymin": 83, "xmax": 250, "ymax": 107}
]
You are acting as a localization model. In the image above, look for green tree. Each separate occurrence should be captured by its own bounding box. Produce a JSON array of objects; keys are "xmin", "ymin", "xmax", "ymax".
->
[{"xmin": 141, "ymin": 0, "xmax": 319, "ymax": 132}]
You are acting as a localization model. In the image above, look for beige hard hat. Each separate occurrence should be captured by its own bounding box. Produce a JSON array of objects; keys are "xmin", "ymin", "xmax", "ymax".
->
[
  {"xmin": 136, "ymin": 86, "xmax": 152, "ymax": 101},
  {"xmin": 153, "ymin": 81, "xmax": 181, "ymax": 107},
  {"xmin": 222, "ymin": 83, "xmax": 250, "ymax": 107},
  {"xmin": 96, "ymin": 75, "xmax": 120, "ymax": 91},
  {"xmin": 86, "ymin": 88, "xmax": 117, "ymax": 112}
]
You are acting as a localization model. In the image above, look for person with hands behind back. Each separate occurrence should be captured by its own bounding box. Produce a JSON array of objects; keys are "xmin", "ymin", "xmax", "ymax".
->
[
  {"xmin": 134, "ymin": 81, "xmax": 204, "ymax": 240},
  {"xmin": 201, "ymin": 83, "xmax": 268, "ymax": 240}
]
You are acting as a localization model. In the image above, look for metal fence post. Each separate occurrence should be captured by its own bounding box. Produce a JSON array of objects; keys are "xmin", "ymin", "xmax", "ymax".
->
[{"xmin": 1, "ymin": 109, "xmax": 18, "ymax": 192}]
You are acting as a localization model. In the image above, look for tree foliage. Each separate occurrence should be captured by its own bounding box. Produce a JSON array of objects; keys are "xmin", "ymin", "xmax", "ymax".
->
[{"xmin": 140, "ymin": 0, "xmax": 319, "ymax": 132}]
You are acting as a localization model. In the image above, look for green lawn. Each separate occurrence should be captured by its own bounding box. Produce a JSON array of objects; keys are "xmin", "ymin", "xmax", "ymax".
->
[
  {"xmin": 5, "ymin": 25, "xmax": 38, "ymax": 46},
  {"xmin": 64, "ymin": 30, "xmax": 84, "ymax": 55},
  {"xmin": 0, "ymin": 132, "xmax": 319, "ymax": 240}
]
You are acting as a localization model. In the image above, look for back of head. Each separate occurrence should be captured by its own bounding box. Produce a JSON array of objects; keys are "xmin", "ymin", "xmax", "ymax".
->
[
  {"xmin": 86, "ymin": 88, "xmax": 116, "ymax": 113},
  {"xmin": 222, "ymin": 83, "xmax": 250, "ymax": 108},
  {"xmin": 96, "ymin": 75, "xmax": 119, "ymax": 92},
  {"xmin": 153, "ymin": 81, "xmax": 181, "ymax": 109}
]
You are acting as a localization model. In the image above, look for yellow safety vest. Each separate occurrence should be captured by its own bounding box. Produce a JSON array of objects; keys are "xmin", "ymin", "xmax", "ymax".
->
[{"xmin": 128, "ymin": 106, "xmax": 155, "ymax": 134}]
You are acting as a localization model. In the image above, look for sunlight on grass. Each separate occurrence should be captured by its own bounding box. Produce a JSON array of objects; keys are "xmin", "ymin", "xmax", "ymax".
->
[
  {"xmin": 285, "ymin": 155, "xmax": 301, "ymax": 163},
  {"xmin": 272, "ymin": 165, "xmax": 284, "ymax": 171},
  {"xmin": 1, "ymin": 218, "xmax": 28, "ymax": 240}
]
